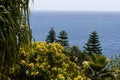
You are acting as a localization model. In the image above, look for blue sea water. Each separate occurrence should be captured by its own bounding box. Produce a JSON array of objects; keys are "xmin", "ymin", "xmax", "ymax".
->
[{"xmin": 30, "ymin": 11, "xmax": 120, "ymax": 57}]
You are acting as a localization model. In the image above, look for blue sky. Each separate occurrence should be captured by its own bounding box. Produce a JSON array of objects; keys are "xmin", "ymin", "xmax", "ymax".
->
[{"xmin": 30, "ymin": 0, "xmax": 120, "ymax": 11}]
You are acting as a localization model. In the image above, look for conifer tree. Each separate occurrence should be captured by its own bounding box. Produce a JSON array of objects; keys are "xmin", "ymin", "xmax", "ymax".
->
[
  {"xmin": 57, "ymin": 30, "xmax": 69, "ymax": 47},
  {"xmin": 46, "ymin": 27, "xmax": 56, "ymax": 43},
  {"xmin": 84, "ymin": 31, "xmax": 102, "ymax": 55}
]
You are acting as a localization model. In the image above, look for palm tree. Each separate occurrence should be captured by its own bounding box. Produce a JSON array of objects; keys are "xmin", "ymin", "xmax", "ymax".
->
[
  {"xmin": 0, "ymin": 0, "xmax": 31, "ymax": 78},
  {"xmin": 83, "ymin": 53, "xmax": 115, "ymax": 80}
]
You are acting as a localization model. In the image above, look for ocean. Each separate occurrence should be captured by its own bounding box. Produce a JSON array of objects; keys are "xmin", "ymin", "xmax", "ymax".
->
[{"xmin": 30, "ymin": 11, "xmax": 120, "ymax": 57}]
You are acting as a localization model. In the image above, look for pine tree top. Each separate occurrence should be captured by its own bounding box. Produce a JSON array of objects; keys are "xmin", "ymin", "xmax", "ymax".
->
[
  {"xmin": 84, "ymin": 31, "xmax": 102, "ymax": 55},
  {"xmin": 46, "ymin": 27, "xmax": 56, "ymax": 43},
  {"xmin": 57, "ymin": 30, "xmax": 69, "ymax": 48}
]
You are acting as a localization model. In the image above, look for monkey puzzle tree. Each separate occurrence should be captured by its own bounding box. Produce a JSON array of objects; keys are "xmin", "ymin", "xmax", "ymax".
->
[
  {"xmin": 0, "ymin": 0, "xmax": 31, "ymax": 78},
  {"xmin": 84, "ymin": 31, "xmax": 102, "ymax": 55}
]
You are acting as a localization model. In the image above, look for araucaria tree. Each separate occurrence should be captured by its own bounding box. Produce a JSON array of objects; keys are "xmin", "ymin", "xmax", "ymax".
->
[
  {"xmin": 46, "ymin": 27, "xmax": 56, "ymax": 43},
  {"xmin": 57, "ymin": 30, "xmax": 69, "ymax": 48},
  {"xmin": 84, "ymin": 31, "xmax": 102, "ymax": 55}
]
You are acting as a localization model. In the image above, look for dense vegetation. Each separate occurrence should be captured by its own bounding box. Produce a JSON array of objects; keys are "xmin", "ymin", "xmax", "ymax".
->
[
  {"xmin": 11, "ymin": 42, "xmax": 89, "ymax": 80},
  {"xmin": 0, "ymin": 0, "xmax": 120, "ymax": 80},
  {"xmin": 0, "ymin": 0, "xmax": 31, "ymax": 79}
]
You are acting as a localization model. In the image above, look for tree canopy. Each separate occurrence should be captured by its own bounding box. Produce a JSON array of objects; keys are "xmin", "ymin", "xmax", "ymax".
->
[
  {"xmin": 46, "ymin": 27, "xmax": 56, "ymax": 43},
  {"xmin": 57, "ymin": 30, "xmax": 69, "ymax": 48},
  {"xmin": 84, "ymin": 31, "xmax": 102, "ymax": 55}
]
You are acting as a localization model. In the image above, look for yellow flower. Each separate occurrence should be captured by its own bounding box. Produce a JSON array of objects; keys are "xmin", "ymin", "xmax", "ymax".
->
[
  {"xmin": 35, "ymin": 63, "xmax": 39, "ymax": 67},
  {"xmin": 31, "ymin": 71, "xmax": 39, "ymax": 76},
  {"xmin": 28, "ymin": 63, "xmax": 34, "ymax": 67},
  {"xmin": 74, "ymin": 75, "xmax": 84, "ymax": 80},
  {"xmin": 57, "ymin": 74, "xmax": 65, "ymax": 79},
  {"xmin": 26, "ymin": 70, "xmax": 29, "ymax": 74},
  {"xmin": 39, "ymin": 62, "xmax": 50, "ymax": 70},
  {"xmin": 62, "ymin": 62, "xmax": 69, "ymax": 68},
  {"xmin": 52, "ymin": 67, "xmax": 57, "ymax": 71},
  {"xmin": 20, "ymin": 60, "xmax": 26, "ymax": 64}
]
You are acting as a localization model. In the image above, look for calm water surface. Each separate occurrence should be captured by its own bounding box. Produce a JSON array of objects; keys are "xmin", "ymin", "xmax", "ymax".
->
[{"xmin": 30, "ymin": 11, "xmax": 120, "ymax": 57}]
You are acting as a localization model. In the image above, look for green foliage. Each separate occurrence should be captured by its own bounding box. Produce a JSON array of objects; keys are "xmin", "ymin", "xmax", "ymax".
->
[
  {"xmin": 0, "ymin": 0, "xmax": 31, "ymax": 78},
  {"xmin": 0, "ymin": 0, "xmax": 117, "ymax": 79},
  {"xmin": 57, "ymin": 30, "xmax": 69, "ymax": 48},
  {"xmin": 108, "ymin": 55, "xmax": 120, "ymax": 79},
  {"xmin": 11, "ymin": 42, "xmax": 89, "ymax": 80},
  {"xmin": 84, "ymin": 31, "xmax": 102, "ymax": 55},
  {"xmin": 83, "ymin": 53, "xmax": 115, "ymax": 80},
  {"xmin": 109, "ymin": 55, "xmax": 120, "ymax": 69},
  {"xmin": 64, "ymin": 46, "xmax": 87, "ymax": 66},
  {"xmin": 46, "ymin": 27, "xmax": 56, "ymax": 43}
]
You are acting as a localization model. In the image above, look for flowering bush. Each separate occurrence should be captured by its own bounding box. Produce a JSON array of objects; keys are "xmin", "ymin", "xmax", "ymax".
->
[{"xmin": 11, "ymin": 42, "xmax": 89, "ymax": 80}]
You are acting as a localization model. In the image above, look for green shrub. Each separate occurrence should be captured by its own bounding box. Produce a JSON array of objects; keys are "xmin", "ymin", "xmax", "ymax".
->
[{"xmin": 11, "ymin": 42, "xmax": 89, "ymax": 80}]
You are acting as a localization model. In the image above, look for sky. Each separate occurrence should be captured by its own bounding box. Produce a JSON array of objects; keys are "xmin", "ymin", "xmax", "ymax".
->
[{"xmin": 30, "ymin": 0, "xmax": 120, "ymax": 11}]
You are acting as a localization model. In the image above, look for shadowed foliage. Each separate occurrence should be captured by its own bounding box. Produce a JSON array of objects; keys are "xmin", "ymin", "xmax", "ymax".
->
[
  {"xmin": 108, "ymin": 55, "xmax": 120, "ymax": 79},
  {"xmin": 0, "ymin": 0, "xmax": 32, "ymax": 78}
]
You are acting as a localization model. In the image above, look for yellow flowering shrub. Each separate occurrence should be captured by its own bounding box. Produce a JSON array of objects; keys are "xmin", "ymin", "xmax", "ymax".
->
[
  {"xmin": 74, "ymin": 75, "xmax": 91, "ymax": 80},
  {"xmin": 11, "ymin": 42, "xmax": 89, "ymax": 80}
]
